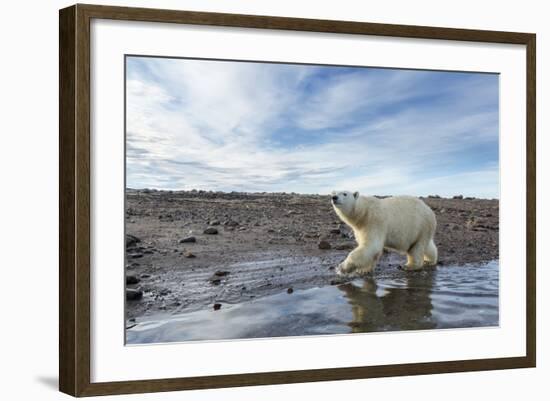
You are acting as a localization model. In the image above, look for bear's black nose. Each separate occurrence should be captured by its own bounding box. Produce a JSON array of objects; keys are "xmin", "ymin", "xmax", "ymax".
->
[{"xmin": 332, "ymin": 195, "xmax": 338, "ymax": 201}]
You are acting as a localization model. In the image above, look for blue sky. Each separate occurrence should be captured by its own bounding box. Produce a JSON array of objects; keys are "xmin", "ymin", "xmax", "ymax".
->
[{"xmin": 126, "ymin": 56, "xmax": 499, "ymax": 198}]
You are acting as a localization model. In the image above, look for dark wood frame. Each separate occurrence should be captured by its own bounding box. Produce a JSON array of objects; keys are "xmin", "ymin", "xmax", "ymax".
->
[{"xmin": 59, "ymin": 3, "xmax": 536, "ymax": 397}]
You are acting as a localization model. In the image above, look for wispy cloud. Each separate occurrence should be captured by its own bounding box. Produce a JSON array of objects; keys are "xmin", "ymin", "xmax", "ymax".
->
[{"xmin": 126, "ymin": 57, "xmax": 499, "ymax": 198}]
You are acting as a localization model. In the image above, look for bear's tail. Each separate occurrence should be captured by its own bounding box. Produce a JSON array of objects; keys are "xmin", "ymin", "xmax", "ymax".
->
[{"xmin": 424, "ymin": 239, "xmax": 438, "ymax": 265}]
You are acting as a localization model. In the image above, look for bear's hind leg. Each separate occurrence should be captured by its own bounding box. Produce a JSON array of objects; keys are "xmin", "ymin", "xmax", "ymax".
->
[
  {"xmin": 423, "ymin": 239, "xmax": 438, "ymax": 266},
  {"xmin": 405, "ymin": 241, "xmax": 425, "ymax": 271}
]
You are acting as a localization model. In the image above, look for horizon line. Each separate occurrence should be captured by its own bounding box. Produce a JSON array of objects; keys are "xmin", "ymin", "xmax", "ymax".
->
[{"xmin": 125, "ymin": 187, "xmax": 499, "ymax": 200}]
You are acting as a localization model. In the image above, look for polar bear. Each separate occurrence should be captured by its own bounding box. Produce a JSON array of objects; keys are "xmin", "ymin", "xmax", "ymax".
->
[{"xmin": 331, "ymin": 190, "xmax": 437, "ymax": 274}]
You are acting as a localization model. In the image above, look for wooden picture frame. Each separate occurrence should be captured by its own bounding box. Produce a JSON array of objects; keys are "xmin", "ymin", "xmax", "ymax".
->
[{"xmin": 59, "ymin": 3, "xmax": 536, "ymax": 397}]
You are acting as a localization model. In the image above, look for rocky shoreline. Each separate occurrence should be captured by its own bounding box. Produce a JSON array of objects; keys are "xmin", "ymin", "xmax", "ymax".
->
[{"xmin": 125, "ymin": 189, "xmax": 499, "ymax": 321}]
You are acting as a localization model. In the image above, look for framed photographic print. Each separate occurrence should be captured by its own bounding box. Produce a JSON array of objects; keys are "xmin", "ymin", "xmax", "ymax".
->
[{"xmin": 59, "ymin": 4, "xmax": 536, "ymax": 397}]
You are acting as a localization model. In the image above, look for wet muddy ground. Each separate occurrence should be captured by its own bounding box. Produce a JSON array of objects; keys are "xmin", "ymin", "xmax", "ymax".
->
[
  {"xmin": 127, "ymin": 260, "xmax": 498, "ymax": 343},
  {"xmin": 125, "ymin": 189, "xmax": 499, "ymax": 340}
]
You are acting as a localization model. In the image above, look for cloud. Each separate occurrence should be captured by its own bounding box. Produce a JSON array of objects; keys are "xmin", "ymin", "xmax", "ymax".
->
[{"xmin": 125, "ymin": 57, "xmax": 499, "ymax": 198}]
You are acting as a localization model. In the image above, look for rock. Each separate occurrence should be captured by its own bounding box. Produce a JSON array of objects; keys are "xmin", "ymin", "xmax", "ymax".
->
[
  {"xmin": 287, "ymin": 288, "xmax": 294, "ymax": 294},
  {"xmin": 140, "ymin": 274, "xmax": 151, "ymax": 279},
  {"xmin": 183, "ymin": 251, "xmax": 196, "ymax": 258},
  {"xmin": 213, "ymin": 303, "xmax": 222, "ymax": 310},
  {"xmin": 329, "ymin": 228, "xmax": 341, "ymax": 234},
  {"xmin": 179, "ymin": 236, "xmax": 196, "ymax": 243},
  {"xmin": 126, "ymin": 288, "xmax": 143, "ymax": 301},
  {"xmin": 209, "ymin": 270, "xmax": 230, "ymax": 284},
  {"xmin": 203, "ymin": 227, "xmax": 219, "ymax": 235},
  {"xmin": 126, "ymin": 234, "xmax": 141, "ymax": 248},
  {"xmin": 126, "ymin": 275, "xmax": 140, "ymax": 284},
  {"xmin": 318, "ymin": 240, "xmax": 331, "ymax": 250},
  {"xmin": 447, "ymin": 223, "xmax": 460, "ymax": 231},
  {"xmin": 129, "ymin": 253, "xmax": 143, "ymax": 259},
  {"xmin": 453, "ymin": 195, "xmax": 464, "ymax": 199},
  {"xmin": 224, "ymin": 220, "xmax": 239, "ymax": 227},
  {"xmin": 210, "ymin": 220, "xmax": 221, "ymax": 226}
]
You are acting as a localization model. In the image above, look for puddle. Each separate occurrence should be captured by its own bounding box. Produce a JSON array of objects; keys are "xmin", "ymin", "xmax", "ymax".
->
[{"xmin": 126, "ymin": 260, "xmax": 498, "ymax": 344}]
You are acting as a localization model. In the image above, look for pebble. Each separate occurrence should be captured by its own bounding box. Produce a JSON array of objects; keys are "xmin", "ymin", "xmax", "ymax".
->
[
  {"xmin": 213, "ymin": 303, "xmax": 222, "ymax": 310},
  {"xmin": 214, "ymin": 270, "xmax": 230, "ymax": 277},
  {"xmin": 204, "ymin": 227, "xmax": 219, "ymax": 235},
  {"xmin": 210, "ymin": 220, "xmax": 221, "ymax": 226},
  {"xmin": 179, "ymin": 236, "xmax": 196, "ymax": 243},
  {"xmin": 126, "ymin": 288, "xmax": 143, "ymax": 301},
  {"xmin": 126, "ymin": 234, "xmax": 141, "ymax": 248},
  {"xmin": 318, "ymin": 240, "xmax": 331, "ymax": 250},
  {"xmin": 184, "ymin": 251, "xmax": 196, "ymax": 258},
  {"xmin": 329, "ymin": 228, "xmax": 341, "ymax": 234},
  {"xmin": 126, "ymin": 275, "xmax": 140, "ymax": 284},
  {"xmin": 287, "ymin": 288, "xmax": 294, "ymax": 294}
]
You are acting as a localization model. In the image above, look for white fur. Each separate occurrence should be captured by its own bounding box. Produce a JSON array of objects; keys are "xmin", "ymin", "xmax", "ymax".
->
[{"xmin": 331, "ymin": 190, "xmax": 437, "ymax": 274}]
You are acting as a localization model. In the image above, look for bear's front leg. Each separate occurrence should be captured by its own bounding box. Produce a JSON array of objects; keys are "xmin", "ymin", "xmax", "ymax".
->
[{"xmin": 337, "ymin": 243, "xmax": 382, "ymax": 275}]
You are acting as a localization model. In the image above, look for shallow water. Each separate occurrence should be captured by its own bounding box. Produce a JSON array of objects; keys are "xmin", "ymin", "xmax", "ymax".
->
[{"xmin": 126, "ymin": 260, "xmax": 498, "ymax": 344}]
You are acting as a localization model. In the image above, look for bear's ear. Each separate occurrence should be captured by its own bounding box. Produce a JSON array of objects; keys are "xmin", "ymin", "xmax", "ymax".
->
[{"xmin": 353, "ymin": 191, "xmax": 359, "ymax": 199}]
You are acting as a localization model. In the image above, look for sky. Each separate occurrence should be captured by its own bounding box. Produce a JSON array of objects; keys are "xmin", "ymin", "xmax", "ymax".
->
[{"xmin": 126, "ymin": 56, "xmax": 499, "ymax": 198}]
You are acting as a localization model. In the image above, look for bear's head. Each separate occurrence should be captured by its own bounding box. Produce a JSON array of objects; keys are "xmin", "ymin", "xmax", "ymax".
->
[{"xmin": 331, "ymin": 190, "xmax": 359, "ymax": 217}]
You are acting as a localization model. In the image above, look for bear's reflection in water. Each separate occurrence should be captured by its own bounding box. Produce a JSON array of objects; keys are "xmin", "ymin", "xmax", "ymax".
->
[{"xmin": 338, "ymin": 273, "xmax": 437, "ymax": 333}]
